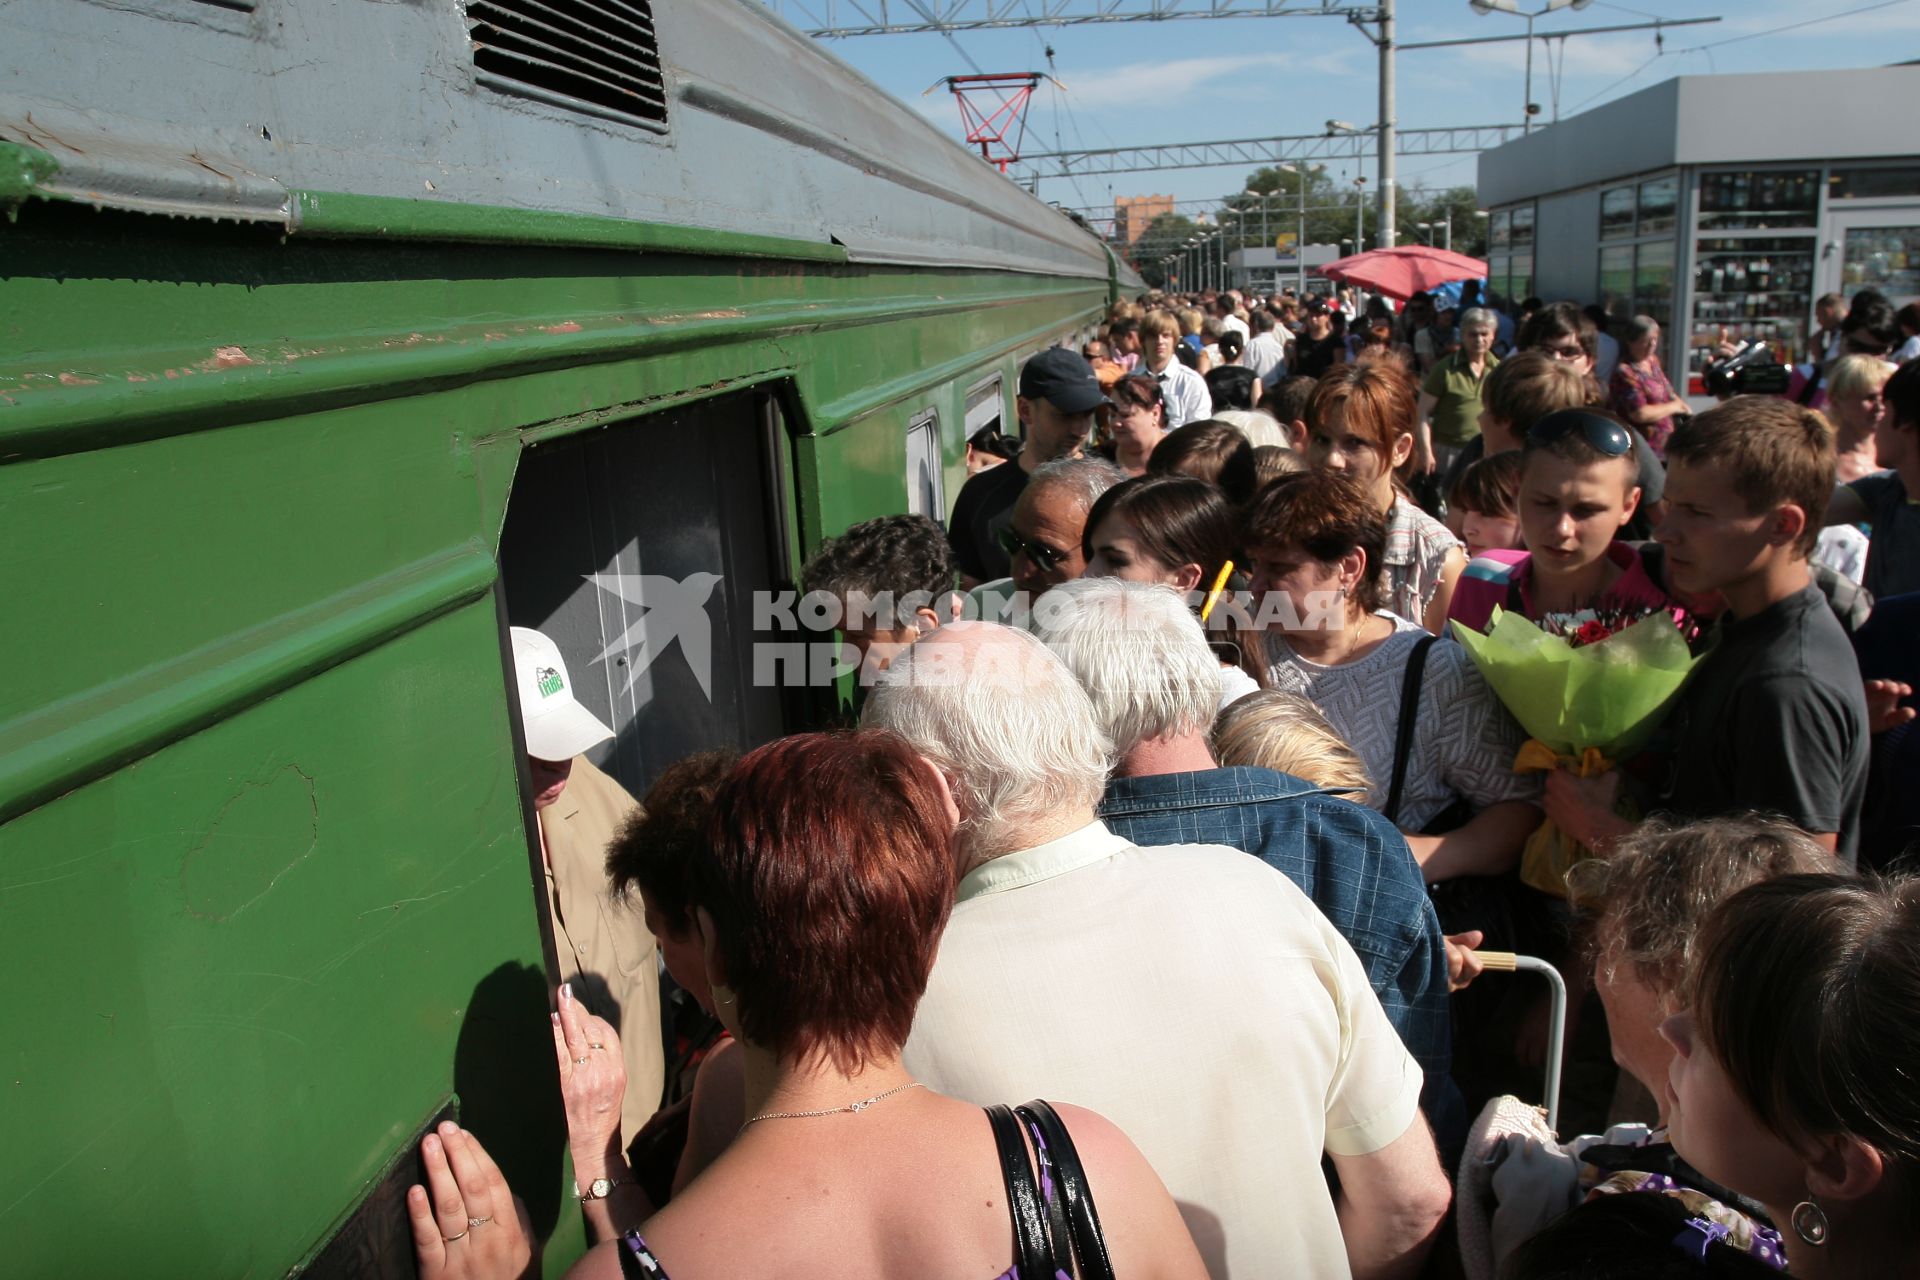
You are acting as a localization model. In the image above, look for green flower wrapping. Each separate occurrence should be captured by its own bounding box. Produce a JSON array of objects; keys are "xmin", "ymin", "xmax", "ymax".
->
[{"xmin": 1451, "ymin": 608, "xmax": 1705, "ymax": 896}]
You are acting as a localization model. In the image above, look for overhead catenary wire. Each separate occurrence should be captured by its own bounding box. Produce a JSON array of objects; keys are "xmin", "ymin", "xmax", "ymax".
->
[{"xmin": 1672, "ymin": 0, "xmax": 1913, "ymax": 52}]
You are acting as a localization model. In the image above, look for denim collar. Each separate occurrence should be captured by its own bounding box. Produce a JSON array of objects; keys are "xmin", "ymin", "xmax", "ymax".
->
[{"xmin": 1097, "ymin": 766, "xmax": 1348, "ymax": 817}]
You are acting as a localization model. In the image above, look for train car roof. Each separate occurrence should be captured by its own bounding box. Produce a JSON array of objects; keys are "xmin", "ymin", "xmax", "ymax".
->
[{"xmin": 0, "ymin": 0, "xmax": 1116, "ymax": 280}]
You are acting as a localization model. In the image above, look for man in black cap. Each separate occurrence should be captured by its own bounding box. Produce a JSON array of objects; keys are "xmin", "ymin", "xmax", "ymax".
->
[
  {"xmin": 1291, "ymin": 296, "xmax": 1346, "ymax": 381},
  {"xmin": 947, "ymin": 346, "xmax": 1105, "ymax": 587}
]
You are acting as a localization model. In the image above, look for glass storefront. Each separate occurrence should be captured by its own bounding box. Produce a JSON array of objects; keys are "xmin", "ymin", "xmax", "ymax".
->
[
  {"xmin": 1841, "ymin": 226, "xmax": 1920, "ymax": 302},
  {"xmin": 1485, "ymin": 205, "xmax": 1534, "ymax": 304},
  {"xmin": 1688, "ymin": 234, "xmax": 1816, "ymax": 386},
  {"xmin": 1698, "ymin": 170, "xmax": 1819, "ymax": 230}
]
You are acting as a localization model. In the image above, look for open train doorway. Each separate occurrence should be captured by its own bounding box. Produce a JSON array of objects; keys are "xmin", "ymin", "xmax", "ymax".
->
[{"xmin": 497, "ymin": 387, "xmax": 798, "ymax": 799}]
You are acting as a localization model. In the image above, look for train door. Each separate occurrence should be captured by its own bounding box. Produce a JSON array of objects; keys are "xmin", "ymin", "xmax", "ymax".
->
[{"xmin": 496, "ymin": 388, "xmax": 796, "ymax": 798}]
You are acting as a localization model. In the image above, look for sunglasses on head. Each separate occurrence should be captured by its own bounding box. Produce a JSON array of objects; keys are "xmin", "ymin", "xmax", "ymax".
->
[
  {"xmin": 997, "ymin": 525, "xmax": 1072, "ymax": 570},
  {"xmin": 1528, "ymin": 410, "xmax": 1633, "ymax": 457}
]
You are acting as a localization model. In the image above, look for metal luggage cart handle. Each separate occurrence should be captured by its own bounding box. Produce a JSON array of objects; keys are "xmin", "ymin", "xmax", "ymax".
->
[{"xmin": 1472, "ymin": 952, "xmax": 1568, "ymax": 1134}]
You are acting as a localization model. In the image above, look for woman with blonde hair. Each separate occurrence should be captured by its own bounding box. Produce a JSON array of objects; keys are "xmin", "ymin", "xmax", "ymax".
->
[
  {"xmin": 1824, "ymin": 352, "xmax": 1895, "ymax": 483},
  {"xmin": 1212, "ymin": 689, "xmax": 1372, "ymax": 802}
]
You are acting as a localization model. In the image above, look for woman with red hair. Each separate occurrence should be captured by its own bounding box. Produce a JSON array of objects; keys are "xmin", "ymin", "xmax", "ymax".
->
[
  {"xmin": 409, "ymin": 731, "xmax": 1205, "ymax": 1280},
  {"xmin": 1306, "ymin": 362, "xmax": 1467, "ymax": 634}
]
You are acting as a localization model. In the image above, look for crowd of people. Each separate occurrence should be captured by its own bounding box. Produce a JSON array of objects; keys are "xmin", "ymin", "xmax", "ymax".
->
[{"xmin": 410, "ymin": 281, "xmax": 1919, "ymax": 1280}]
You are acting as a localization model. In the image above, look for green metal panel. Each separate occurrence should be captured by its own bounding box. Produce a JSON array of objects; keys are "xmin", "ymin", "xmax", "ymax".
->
[
  {"xmin": 0, "ymin": 604, "xmax": 557, "ymax": 1274},
  {"xmin": 0, "ymin": 191, "xmax": 1106, "ymax": 1273}
]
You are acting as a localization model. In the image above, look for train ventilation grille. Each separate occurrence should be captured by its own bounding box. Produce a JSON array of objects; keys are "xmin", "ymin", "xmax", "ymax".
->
[{"xmin": 466, "ymin": 0, "xmax": 668, "ymax": 133}]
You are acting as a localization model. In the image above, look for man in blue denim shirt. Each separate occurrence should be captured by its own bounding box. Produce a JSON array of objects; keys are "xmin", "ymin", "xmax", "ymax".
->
[{"xmin": 1035, "ymin": 579, "xmax": 1462, "ymax": 1154}]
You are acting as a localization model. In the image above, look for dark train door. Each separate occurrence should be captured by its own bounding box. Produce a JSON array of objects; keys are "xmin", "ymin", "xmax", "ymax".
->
[{"xmin": 496, "ymin": 387, "xmax": 798, "ymax": 798}]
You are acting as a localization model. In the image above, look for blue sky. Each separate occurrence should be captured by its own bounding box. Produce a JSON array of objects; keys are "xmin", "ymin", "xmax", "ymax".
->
[{"xmin": 768, "ymin": 0, "xmax": 1915, "ymax": 220}]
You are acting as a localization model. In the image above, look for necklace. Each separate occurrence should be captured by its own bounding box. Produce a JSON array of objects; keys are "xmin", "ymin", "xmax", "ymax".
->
[{"xmin": 739, "ymin": 1081, "xmax": 925, "ymax": 1131}]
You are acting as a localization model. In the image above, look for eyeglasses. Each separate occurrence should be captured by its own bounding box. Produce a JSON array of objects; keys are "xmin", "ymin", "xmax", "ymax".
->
[
  {"xmin": 1539, "ymin": 341, "xmax": 1586, "ymax": 362},
  {"xmin": 997, "ymin": 525, "xmax": 1072, "ymax": 570},
  {"xmin": 1528, "ymin": 410, "xmax": 1633, "ymax": 457}
]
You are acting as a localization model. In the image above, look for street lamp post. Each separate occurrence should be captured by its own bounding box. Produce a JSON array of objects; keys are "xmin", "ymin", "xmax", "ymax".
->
[
  {"xmin": 1250, "ymin": 164, "xmax": 1311, "ymax": 295},
  {"xmin": 1469, "ymin": 0, "xmax": 1593, "ymax": 135}
]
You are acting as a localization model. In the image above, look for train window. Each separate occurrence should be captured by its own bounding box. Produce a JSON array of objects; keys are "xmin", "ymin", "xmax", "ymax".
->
[
  {"xmin": 905, "ymin": 409, "xmax": 944, "ymax": 520},
  {"xmin": 964, "ymin": 375, "xmax": 1004, "ymax": 441},
  {"xmin": 467, "ymin": 0, "xmax": 669, "ymax": 134}
]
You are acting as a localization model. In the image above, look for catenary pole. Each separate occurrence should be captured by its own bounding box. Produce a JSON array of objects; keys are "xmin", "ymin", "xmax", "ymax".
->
[{"xmin": 1377, "ymin": 0, "xmax": 1396, "ymax": 247}]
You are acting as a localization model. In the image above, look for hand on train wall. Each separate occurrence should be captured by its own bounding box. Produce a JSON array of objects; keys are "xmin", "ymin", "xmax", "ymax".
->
[{"xmin": 408, "ymin": 1122, "xmax": 535, "ymax": 1280}]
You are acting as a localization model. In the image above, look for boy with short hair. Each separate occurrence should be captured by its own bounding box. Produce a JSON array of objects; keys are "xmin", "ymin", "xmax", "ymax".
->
[
  {"xmin": 1548, "ymin": 396, "xmax": 1870, "ymax": 864},
  {"xmin": 1265, "ymin": 374, "xmax": 1317, "ymax": 453},
  {"xmin": 1446, "ymin": 408, "xmax": 1671, "ymax": 632},
  {"xmin": 1443, "ymin": 352, "xmax": 1665, "ymax": 541}
]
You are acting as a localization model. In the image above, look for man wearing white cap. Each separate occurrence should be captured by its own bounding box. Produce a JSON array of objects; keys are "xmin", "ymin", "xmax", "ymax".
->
[{"xmin": 510, "ymin": 626, "xmax": 665, "ymax": 1153}]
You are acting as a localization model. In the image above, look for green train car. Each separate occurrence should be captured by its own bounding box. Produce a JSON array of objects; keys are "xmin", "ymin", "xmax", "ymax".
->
[{"xmin": 0, "ymin": 1, "xmax": 1128, "ymax": 1271}]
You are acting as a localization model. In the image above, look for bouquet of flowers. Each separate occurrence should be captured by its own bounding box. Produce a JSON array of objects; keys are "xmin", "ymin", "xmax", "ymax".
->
[{"xmin": 1451, "ymin": 605, "xmax": 1704, "ymax": 897}]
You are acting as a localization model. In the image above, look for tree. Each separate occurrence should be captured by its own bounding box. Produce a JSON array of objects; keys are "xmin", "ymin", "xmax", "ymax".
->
[
  {"xmin": 1396, "ymin": 185, "xmax": 1487, "ymax": 257},
  {"xmin": 1128, "ymin": 212, "xmax": 1201, "ymax": 289}
]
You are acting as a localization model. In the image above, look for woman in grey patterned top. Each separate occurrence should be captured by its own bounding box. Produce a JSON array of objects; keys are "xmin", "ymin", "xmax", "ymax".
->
[{"xmin": 1243, "ymin": 471, "xmax": 1541, "ymax": 884}]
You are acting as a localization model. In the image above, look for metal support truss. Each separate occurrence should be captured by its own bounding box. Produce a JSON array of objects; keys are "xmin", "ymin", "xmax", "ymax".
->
[
  {"xmin": 763, "ymin": 1, "xmax": 1380, "ymax": 37},
  {"xmin": 1011, "ymin": 124, "xmax": 1518, "ymax": 181}
]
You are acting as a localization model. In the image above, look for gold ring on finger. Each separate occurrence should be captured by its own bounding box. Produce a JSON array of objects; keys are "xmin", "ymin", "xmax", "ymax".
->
[
  {"xmin": 468, "ymin": 1215, "xmax": 492, "ymax": 1228},
  {"xmin": 587, "ymin": 1042, "xmax": 606, "ymax": 1050},
  {"xmin": 443, "ymin": 1229, "xmax": 469, "ymax": 1243}
]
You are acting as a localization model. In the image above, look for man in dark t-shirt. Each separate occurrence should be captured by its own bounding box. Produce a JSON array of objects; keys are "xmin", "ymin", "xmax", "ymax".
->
[
  {"xmin": 948, "ymin": 347, "xmax": 1105, "ymax": 586},
  {"xmin": 1291, "ymin": 297, "xmax": 1344, "ymax": 381},
  {"xmin": 1546, "ymin": 397, "xmax": 1869, "ymax": 864}
]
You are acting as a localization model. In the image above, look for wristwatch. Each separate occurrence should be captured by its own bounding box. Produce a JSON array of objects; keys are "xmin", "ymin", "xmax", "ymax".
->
[{"xmin": 572, "ymin": 1174, "xmax": 633, "ymax": 1202}]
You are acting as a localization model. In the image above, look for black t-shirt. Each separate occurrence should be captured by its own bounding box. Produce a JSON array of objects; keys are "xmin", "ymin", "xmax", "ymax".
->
[
  {"xmin": 1659, "ymin": 584, "xmax": 1870, "ymax": 865},
  {"xmin": 947, "ymin": 458, "xmax": 1028, "ymax": 582},
  {"xmin": 1293, "ymin": 334, "xmax": 1343, "ymax": 381}
]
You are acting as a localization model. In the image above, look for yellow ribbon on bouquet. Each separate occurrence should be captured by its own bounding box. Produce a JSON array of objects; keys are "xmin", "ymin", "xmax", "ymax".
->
[{"xmin": 1512, "ymin": 741, "xmax": 1635, "ymax": 899}]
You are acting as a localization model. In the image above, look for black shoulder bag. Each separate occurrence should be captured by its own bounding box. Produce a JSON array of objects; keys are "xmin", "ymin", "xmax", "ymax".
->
[
  {"xmin": 985, "ymin": 1100, "xmax": 1117, "ymax": 1280},
  {"xmin": 1385, "ymin": 634, "xmax": 1515, "ymax": 946}
]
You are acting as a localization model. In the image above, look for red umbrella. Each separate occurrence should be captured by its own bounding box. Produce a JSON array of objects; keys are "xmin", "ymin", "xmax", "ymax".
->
[{"xmin": 1317, "ymin": 245, "xmax": 1489, "ymax": 302}]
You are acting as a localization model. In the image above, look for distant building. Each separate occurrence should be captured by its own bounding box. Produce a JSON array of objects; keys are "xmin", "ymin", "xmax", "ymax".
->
[
  {"xmin": 1115, "ymin": 194, "xmax": 1175, "ymax": 246},
  {"xmin": 1476, "ymin": 65, "xmax": 1920, "ymax": 393}
]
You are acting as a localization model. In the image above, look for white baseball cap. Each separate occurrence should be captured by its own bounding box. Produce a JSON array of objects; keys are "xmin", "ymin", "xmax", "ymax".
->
[{"xmin": 509, "ymin": 626, "xmax": 615, "ymax": 762}]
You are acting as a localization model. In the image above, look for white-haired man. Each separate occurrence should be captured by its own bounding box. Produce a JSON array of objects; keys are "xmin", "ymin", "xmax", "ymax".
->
[
  {"xmin": 864, "ymin": 622, "xmax": 1451, "ymax": 1280},
  {"xmin": 1032, "ymin": 578, "xmax": 1462, "ymax": 1156}
]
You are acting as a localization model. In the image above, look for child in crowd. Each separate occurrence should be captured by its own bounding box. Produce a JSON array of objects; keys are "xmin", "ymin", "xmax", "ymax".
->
[
  {"xmin": 1546, "ymin": 397, "xmax": 1870, "ymax": 865},
  {"xmin": 1447, "ymin": 452, "xmax": 1525, "ymax": 561},
  {"xmin": 1265, "ymin": 374, "xmax": 1317, "ymax": 452},
  {"xmin": 1441, "ymin": 353, "xmax": 1597, "ymax": 536},
  {"xmin": 1447, "ymin": 409, "xmax": 1673, "ymax": 634}
]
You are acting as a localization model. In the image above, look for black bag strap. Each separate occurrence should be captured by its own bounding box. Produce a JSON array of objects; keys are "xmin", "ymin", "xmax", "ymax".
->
[
  {"xmin": 985, "ymin": 1104, "xmax": 1055, "ymax": 1280},
  {"xmin": 1384, "ymin": 634, "xmax": 1439, "ymax": 825},
  {"xmin": 1017, "ymin": 1100, "xmax": 1117, "ymax": 1280}
]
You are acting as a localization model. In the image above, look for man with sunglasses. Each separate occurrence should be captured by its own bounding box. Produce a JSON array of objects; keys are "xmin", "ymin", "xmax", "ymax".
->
[
  {"xmin": 1001, "ymin": 456, "xmax": 1126, "ymax": 606},
  {"xmin": 947, "ymin": 347, "xmax": 1106, "ymax": 589}
]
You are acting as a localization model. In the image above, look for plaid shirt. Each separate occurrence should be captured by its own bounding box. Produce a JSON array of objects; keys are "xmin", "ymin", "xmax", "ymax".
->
[{"xmin": 1101, "ymin": 765, "xmax": 1462, "ymax": 1154}]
